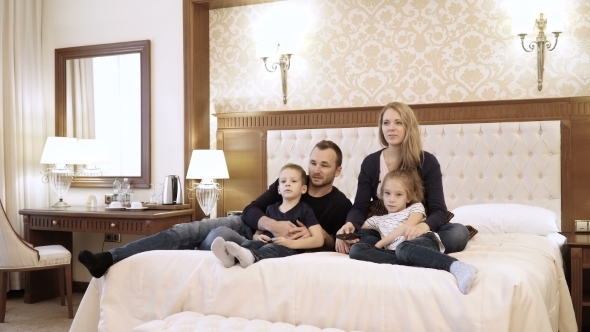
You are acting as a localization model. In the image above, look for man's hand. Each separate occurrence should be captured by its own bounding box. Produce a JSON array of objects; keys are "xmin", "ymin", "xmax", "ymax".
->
[
  {"xmin": 404, "ymin": 223, "xmax": 429, "ymax": 240},
  {"xmin": 287, "ymin": 220, "xmax": 311, "ymax": 240},
  {"xmin": 335, "ymin": 222, "xmax": 358, "ymax": 254},
  {"xmin": 260, "ymin": 216, "xmax": 296, "ymax": 238}
]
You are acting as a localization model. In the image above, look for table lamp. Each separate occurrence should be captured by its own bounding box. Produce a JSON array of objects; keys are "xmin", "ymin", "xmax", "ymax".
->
[
  {"xmin": 40, "ymin": 137, "xmax": 79, "ymax": 207},
  {"xmin": 186, "ymin": 150, "xmax": 229, "ymax": 216}
]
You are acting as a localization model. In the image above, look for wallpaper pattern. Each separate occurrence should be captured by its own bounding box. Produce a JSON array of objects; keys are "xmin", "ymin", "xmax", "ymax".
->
[{"xmin": 209, "ymin": 0, "xmax": 590, "ymax": 114}]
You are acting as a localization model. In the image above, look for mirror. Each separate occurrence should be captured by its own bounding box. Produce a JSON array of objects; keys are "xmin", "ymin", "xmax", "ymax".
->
[{"xmin": 55, "ymin": 40, "xmax": 150, "ymax": 188}]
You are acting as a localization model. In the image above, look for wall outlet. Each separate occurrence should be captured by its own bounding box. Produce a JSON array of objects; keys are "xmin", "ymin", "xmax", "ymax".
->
[
  {"xmin": 576, "ymin": 220, "xmax": 589, "ymax": 232},
  {"xmin": 105, "ymin": 233, "xmax": 121, "ymax": 242}
]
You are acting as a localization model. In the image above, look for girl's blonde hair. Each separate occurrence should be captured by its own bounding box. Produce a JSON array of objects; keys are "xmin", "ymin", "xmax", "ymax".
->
[
  {"xmin": 378, "ymin": 102, "xmax": 423, "ymax": 169},
  {"xmin": 380, "ymin": 168, "xmax": 424, "ymax": 205}
]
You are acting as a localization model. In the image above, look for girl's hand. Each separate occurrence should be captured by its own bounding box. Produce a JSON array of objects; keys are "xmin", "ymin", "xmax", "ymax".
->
[
  {"xmin": 254, "ymin": 234, "xmax": 271, "ymax": 243},
  {"xmin": 404, "ymin": 223, "xmax": 429, "ymax": 240},
  {"xmin": 375, "ymin": 241, "xmax": 385, "ymax": 249}
]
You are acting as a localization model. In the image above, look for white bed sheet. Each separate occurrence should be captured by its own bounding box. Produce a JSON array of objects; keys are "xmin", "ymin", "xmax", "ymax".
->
[{"xmin": 70, "ymin": 233, "xmax": 576, "ymax": 332}]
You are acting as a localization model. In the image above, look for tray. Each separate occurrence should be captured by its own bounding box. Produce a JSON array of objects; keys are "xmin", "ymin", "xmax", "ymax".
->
[{"xmin": 143, "ymin": 204, "xmax": 191, "ymax": 210}]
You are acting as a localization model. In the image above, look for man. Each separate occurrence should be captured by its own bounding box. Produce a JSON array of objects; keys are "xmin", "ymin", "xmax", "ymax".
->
[{"xmin": 78, "ymin": 140, "xmax": 352, "ymax": 278}]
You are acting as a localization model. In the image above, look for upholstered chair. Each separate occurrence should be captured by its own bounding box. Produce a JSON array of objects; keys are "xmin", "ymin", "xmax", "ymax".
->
[{"xmin": 0, "ymin": 200, "xmax": 73, "ymax": 323}]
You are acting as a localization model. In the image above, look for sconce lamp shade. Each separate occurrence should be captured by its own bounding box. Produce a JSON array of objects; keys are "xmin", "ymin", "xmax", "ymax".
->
[
  {"xmin": 40, "ymin": 137, "xmax": 79, "ymax": 165},
  {"xmin": 186, "ymin": 150, "xmax": 229, "ymax": 180}
]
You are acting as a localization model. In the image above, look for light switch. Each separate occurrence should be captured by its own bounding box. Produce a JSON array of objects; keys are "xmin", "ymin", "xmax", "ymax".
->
[{"xmin": 576, "ymin": 220, "xmax": 589, "ymax": 232}]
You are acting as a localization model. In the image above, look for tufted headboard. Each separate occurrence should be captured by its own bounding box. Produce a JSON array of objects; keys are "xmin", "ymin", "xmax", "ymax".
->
[
  {"xmin": 214, "ymin": 97, "xmax": 590, "ymax": 237},
  {"xmin": 267, "ymin": 121, "xmax": 561, "ymax": 228}
]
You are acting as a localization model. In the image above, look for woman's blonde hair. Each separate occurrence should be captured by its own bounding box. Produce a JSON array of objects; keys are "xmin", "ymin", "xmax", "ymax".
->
[
  {"xmin": 380, "ymin": 168, "xmax": 424, "ymax": 205},
  {"xmin": 378, "ymin": 102, "xmax": 423, "ymax": 169}
]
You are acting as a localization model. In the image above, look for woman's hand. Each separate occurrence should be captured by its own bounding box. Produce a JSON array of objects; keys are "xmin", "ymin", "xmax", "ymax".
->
[
  {"xmin": 335, "ymin": 222, "xmax": 358, "ymax": 254},
  {"xmin": 404, "ymin": 223, "xmax": 430, "ymax": 240},
  {"xmin": 253, "ymin": 233, "xmax": 271, "ymax": 243}
]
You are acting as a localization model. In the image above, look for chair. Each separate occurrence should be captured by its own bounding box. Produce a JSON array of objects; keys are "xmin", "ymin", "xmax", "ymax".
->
[{"xmin": 0, "ymin": 200, "xmax": 72, "ymax": 323}]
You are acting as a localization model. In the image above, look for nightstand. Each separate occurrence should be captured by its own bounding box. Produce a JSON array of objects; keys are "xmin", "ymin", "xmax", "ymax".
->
[{"xmin": 567, "ymin": 234, "xmax": 590, "ymax": 330}]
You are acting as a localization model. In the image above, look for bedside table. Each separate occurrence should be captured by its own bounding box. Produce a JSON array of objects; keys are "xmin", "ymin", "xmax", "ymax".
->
[{"xmin": 567, "ymin": 234, "xmax": 590, "ymax": 330}]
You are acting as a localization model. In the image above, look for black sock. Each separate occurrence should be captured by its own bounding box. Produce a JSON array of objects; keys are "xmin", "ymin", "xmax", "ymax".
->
[{"xmin": 77, "ymin": 250, "xmax": 114, "ymax": 278}]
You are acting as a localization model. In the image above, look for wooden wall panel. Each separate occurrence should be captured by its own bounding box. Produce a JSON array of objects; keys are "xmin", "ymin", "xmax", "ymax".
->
[{"xmin": 216, "ymin": 130, "xmax": 266, "ymax": 216}]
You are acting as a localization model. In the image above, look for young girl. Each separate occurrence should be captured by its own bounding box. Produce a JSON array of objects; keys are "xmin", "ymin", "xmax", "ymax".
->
[
  {"xmin": 349, "ymin": 169, "xmax": 477, "ymax": 294},
  {"xmin": 211, "ymin": 163, "xmax": 324, "ymax": 268}
]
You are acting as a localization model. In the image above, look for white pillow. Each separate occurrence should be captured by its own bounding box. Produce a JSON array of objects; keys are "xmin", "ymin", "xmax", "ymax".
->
[{"xmin": 451, "ymin": 203, "xmax": 559, "ymax": 235}]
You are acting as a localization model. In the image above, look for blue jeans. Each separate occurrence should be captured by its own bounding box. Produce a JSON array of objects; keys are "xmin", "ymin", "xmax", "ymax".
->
[
  {"xmin": 109, "ymin": 215, "xmax": 253, "ymax": 263},
  {"xmin": 349, "ymin": 232, "xmax": 456, "ymax": 271},
  {"xmin": 356, "ymin": 222, "xmax": 469, "ymax": 254},
  {"xmin": 241, "ymin": 240, "xmax": 301, "ymax": 262}
]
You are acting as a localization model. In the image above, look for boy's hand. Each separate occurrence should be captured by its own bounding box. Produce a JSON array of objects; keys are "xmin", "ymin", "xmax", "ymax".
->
[
  {"xmin": 254, "ymin": 234, "xmax": 272, "ymax": 243},
  {"xmin": 272, "ymin": 237, "xmax": 292, "ymax": 248},
  {"xmin": 288, "ymin": 220, "xmax": 311, "ymax": 240}
]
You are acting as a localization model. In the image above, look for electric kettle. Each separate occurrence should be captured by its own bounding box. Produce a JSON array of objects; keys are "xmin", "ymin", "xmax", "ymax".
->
[{"xmin": 162, "ymin": 175, "xmax": 184, "ymax": 205}]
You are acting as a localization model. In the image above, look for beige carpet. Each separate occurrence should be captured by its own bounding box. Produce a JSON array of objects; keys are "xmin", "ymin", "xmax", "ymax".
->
[{"xmin": 2, "ymin": 290, "xmax": 83, "ymax": 332}]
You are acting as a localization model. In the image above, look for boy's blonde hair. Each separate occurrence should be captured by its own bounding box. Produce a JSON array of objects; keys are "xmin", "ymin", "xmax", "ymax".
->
[
  {"xmin": 380, "ymin": 168, "xmax": 424, "ymax": 205},
  {"xmin": 280, "ymin": 163, "xmax": 307, "ymax": 183},
  {"xmin": 377, "ymin": 102, "xmax": 423, "ymax": 169}
]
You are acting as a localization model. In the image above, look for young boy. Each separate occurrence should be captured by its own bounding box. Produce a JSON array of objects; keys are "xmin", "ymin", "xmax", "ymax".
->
[{"xmin": 212, "ymin": 163, "xmax": 324, "ymax": 268}]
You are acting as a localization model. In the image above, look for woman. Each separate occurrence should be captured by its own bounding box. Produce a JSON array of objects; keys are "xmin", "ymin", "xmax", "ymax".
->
[{"xmin": 335, "ymin": 102, "xmax": 469, "ymax": 254}]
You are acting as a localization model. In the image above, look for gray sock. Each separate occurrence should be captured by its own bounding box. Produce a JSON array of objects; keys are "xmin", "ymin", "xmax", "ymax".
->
[
  {"xmin": 450, "ymin": 261, "xmax": 477, "ymax": 294},
  {"xmin": 225, "ymin": 242, "xmax": 255, "ymax": 268},
  {"xmin": 211, "ymin": 237, "xmax": 236, "ymax": 268}
]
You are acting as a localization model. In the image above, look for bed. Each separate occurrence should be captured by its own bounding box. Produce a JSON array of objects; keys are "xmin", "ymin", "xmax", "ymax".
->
[{"xmin": 70, "ymin": 113, "xmax": 577, "ymax": 332}]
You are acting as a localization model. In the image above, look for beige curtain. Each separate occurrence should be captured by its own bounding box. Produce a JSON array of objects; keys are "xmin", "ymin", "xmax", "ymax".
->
[
  {"xmin": 0, "ymin": 0, "xmax": 48, "ymax": 290},
  {"xmin": 66, "ymin": 58, "xmax": 95, "ymax": 139}
]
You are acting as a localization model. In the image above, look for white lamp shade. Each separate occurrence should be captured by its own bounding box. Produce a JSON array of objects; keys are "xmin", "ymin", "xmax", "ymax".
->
[
  {"xmin": 76, "ymin": 139, "xmax": 111, "ymax": 165},
  {"xmin": 186, "ymin": 150, "xmax": 229, "ymax": 180},
  {"xmin": 40, "ymin": 137, "xmax": 79, "ymax": 164}
]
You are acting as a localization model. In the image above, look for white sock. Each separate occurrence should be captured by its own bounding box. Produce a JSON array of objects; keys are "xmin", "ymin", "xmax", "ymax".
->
[
  {"xmin": 211, "ymin": 237, "xmax": 235, "ymax": 268},
  {"xmin": 225, "ymin": 242, "xmax": 255, "ymax": 268},
  {"xmin": 450, "ymin": 261, "xmax": 477, "ymax": 294}
]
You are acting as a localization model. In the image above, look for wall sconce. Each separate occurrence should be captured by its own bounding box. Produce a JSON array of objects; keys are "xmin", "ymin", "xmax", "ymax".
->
[
  {"xmin": 261, "ymin": 44, "xmax": 292, "ymax": 105},
  {"xmin": 186, "ymin": 150, "xmax": 230, "ymax": 216},
  {"xmin": 517, "ymin": 13, "xmax": 563, "ymax": 91}
]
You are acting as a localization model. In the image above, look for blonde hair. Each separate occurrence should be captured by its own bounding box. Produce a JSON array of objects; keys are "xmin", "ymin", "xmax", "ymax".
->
[
  {"xmin": 380, "ymin": 168, "xmax": 424, "ymax": 205},
  {"xmin": 378, "ymin": 102, "xmax": 423, "ymax": 169},
  {"xmin": 280, "ymin": 163, "xmax": 307, "ymax": 182}
]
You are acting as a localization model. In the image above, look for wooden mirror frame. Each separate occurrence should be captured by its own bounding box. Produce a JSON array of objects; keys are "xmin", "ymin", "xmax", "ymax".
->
[{"xmin": 55, "ymin": 40, "xmax": 151, "ymax": 188}]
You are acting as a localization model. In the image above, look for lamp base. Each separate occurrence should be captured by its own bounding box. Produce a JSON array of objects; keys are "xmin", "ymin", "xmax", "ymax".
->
[
  {"xmin": 52, "ymin": 198, "xmax": 70, "ymax": 208},
  {"xmin": 195, "ymin": 180, "xmax": 221, "ymax": 216}
]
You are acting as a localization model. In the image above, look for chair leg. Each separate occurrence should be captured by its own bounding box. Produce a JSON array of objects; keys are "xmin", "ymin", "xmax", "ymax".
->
[
  {"xmin": 58, "ymin": 267, "xmax": 65, "ymax": 306},
  {"xmin": 64, "ymin": 265, "xmax": 73, "ymax": 319},
  {"xmin": 0, "ymin": 271, "xmax": 7, "ymax": 323}
]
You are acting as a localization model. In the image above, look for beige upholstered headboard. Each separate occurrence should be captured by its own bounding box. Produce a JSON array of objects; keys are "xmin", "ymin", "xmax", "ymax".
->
[
  {"xmin": 214, "ymin": 97, "xmax": 590, "ymax": 237},
  {"xmin": 267, "ymin": 121, "xmax": 561, "ymax": 229}
]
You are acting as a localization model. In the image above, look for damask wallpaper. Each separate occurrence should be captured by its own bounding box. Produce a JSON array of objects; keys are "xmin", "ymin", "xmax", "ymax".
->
[{"xmin": 209, "ymin": 0, "xmax": 589, "ymax": 114}]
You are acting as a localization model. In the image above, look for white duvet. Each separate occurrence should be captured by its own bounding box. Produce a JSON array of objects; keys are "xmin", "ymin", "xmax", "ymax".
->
[{"xmin": 70, "ymin": 234, "xmax": 577, "ymax": 332}]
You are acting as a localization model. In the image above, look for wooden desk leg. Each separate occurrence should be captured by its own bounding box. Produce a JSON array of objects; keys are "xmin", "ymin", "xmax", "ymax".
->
[
  {"xmin": 571, "ymin": 247, "xmax": 583, "ymax": 330},
  {"xmin": 23, "ymin": 217, "xmax": 73, "ymax": 304}
]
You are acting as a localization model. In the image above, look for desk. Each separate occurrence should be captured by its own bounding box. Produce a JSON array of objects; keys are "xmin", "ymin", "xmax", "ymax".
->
[{"xmin": 19, "ymin": 206, "xmax": 194, "ymax": 304}]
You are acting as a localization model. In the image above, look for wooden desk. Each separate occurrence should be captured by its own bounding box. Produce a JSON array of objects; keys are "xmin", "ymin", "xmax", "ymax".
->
[{"xmin": 19, "ymin": 206, "xmax": 194, "ymax": 304}]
